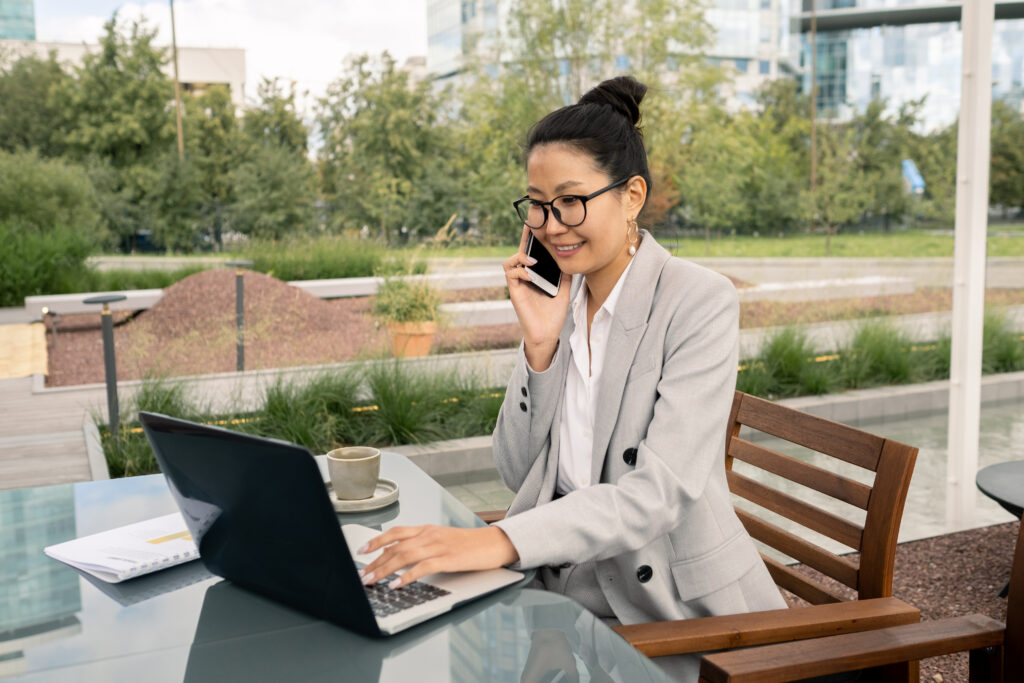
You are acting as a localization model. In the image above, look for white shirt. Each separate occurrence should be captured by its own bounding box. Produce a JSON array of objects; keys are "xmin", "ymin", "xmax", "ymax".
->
[{"xmin": 556, "ymin": 258, "xmax": 635, "ymax": 494}]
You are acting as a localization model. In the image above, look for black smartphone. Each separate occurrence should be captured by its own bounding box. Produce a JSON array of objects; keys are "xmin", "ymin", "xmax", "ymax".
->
[{"xmin": 524, "ymin": 233, "xmax": 562, "ymax": 297}]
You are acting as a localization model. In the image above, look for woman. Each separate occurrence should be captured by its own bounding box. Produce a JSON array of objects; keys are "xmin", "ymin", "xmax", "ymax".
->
[{"xmin": 358, "ymin": 76, "xmax": 785, "ymax": 677}]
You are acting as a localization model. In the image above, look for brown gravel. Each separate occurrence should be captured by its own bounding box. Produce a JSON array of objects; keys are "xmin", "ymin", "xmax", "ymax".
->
[
  {"xmin": 44, "ymin": 270, "xmax": 521, "ymax": 387},
  {"xmin": 784, "ymin": 521, "xmax": 1018, "ymax": 682}
]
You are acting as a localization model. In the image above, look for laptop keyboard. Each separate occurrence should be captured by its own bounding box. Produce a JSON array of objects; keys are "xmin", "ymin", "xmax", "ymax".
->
[{"xmin": 364, "ymin": 574, "xmax": 451, "ymax": 617}]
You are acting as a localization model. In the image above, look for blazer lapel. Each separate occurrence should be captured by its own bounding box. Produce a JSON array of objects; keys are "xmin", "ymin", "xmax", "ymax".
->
[{"xmin": 590, "ymin": 232, "xmax": 671, "ymax": 483}]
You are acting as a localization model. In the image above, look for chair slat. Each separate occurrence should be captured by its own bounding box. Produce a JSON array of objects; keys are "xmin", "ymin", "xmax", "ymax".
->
[
  {"xmin": 728, "ymin": 471, "xmax": 864, "ymax": 550},
  {"xmin": 737, "ymin": 510, "xmax": 860, "ymax": 590},
  {"xmin": 729, "ymin": 437, "xmax": 872, "ymax": 510},
  {"xmin": 736, "ymin": 394, "xmax": 883, "ymax": 471},
  {"xmin": 761, "ymin": 555, "xmax": 847, "ymax": 605}
]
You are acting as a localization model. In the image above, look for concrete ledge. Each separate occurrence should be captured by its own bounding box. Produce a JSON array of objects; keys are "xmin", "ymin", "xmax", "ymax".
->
[
  {"xmin": 82, "ymin": 413, "xmax": 110, "ymax": 481},
  {"xmin": 25, "ymin": 289, "xmax": 163, "ymax": 318},
  {"xmin": 441, "ymin": 300, "xmax": 516, "ymax": 327},
  {"xmin": 737, "ymin": 276, "xmax": 913, "ymax": 302}
]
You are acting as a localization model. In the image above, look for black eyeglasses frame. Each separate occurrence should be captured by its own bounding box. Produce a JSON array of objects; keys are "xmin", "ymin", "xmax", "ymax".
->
[{"xmin": 512, "ymin": 176, "xmax": 631, "ymax": 229}]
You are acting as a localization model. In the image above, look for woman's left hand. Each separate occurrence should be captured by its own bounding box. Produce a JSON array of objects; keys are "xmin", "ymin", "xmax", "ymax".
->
[{"xmin": 357, "ymin": 524, "xmax": 519, "ymax": 589}]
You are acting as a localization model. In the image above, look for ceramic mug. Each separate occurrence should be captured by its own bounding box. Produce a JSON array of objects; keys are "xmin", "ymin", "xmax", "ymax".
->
[{"xmin": 326, "ymin": 446, "xmax": 381, "ymax": 500}]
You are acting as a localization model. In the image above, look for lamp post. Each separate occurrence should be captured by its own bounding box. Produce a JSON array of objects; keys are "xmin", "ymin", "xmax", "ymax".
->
[
  {"xmin": 84, "ymin": 294, "xmax": 127, "ymax": 438},
  {"xmin": 226, "ymin": 261, "xmax": 253, "ymax": 372}
]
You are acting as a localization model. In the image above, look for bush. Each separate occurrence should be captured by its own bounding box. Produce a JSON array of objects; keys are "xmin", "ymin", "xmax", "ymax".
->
[
  {"xmin": 0, "ymin": 149, "xmax": 102, "ymax": 239},
  {"xmin": 837, "ymin": 321, "xmax": 926, "ymax": 389},
  {"xmin": 0, "ymin": 220, "xmax": 93, "ymax": 306},
  {"xmin": 739, "ymin": 327, "xmax": 832, "ymax": 398},
  {"xmin": 371, "ymin": 277, "xmax": 442, "ymax": 324}
]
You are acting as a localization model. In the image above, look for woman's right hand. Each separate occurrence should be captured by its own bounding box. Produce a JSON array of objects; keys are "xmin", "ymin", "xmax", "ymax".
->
[{"xmin": 504, "ymin": 226, "xmax": 571, "ymax": 372}]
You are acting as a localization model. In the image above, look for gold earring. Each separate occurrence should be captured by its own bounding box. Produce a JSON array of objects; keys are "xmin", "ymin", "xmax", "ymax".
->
[{"xmin": 627, "ymin": 219, "xmax": 639, "ymax": 256}]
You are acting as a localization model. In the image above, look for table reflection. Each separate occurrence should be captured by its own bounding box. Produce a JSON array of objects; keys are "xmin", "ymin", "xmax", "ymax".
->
[{"xmin": 0, "ymin": 486, "xmax": 81, "ymax": 679}]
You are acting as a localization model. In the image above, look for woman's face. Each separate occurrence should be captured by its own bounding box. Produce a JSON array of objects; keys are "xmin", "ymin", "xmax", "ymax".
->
[{"xmin": 524, "ymin": 143, "xmax": 645, "ymax": 280}]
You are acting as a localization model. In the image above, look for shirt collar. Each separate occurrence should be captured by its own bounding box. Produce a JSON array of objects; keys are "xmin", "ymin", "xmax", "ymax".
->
[{"xmin": 570, "ymin": 255, "xmax": 637, "ymax": 324}]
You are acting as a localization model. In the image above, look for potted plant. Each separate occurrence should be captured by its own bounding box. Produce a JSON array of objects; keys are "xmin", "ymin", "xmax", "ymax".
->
[{"xmin": 371, "ymin": 276, "xmax": 442, "ymax": 358}]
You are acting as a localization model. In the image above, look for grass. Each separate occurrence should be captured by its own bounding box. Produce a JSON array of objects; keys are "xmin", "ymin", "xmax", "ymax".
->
[
  {"xmin": 737, "ymin": 310, "xmax": 1024, "ymax": 400},
  {"xmin": 100, "ymin": 362, "xmax": 504, "ymax": 477}
]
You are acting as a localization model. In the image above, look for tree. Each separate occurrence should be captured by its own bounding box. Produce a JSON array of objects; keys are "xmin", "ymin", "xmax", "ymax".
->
[
  {"xmin": 51, "ymin": 15, "xmax": 174, "ymax": 168},
  {"xmin": 0, "ymin": 50, "xmax": 69, "ymax": 155},
  {"xmin": 813, "ymin": 125, "xmax": 872, "ymax": 255},
  {"xmin": 49, "ymin": 15, "xmax": 176, "ymax": 245},
  {"xmin": 989, "ymin": 99, "xmax": 1024, "ymax": 214},
  {"xmin": 0, "ymin": 149, "xmax": 102, "ymax": 238},
  {"xmin": 242, "ymin": 78, "xmax": 309, "ymax": 154},
  {"xmin": 229, "ymin": 141, "xmax": 317, "ymax": 240},
  {"xmin": 737, "ymin": 111, "xmax": 810, "ymax": 236},
  {"xmin": 316, "ymin": 53, "xmax": 454, "ymax": 240}
]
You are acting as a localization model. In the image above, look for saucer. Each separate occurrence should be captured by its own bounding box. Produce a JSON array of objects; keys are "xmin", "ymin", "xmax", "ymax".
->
[{"xmin": 326, "ymin": 478, "xmax": 399, "ymax": 513}]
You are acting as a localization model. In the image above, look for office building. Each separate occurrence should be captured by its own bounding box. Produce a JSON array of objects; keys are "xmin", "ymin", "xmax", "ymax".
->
[
  {"xmin": 790, "ymin": 1, "xmax": 1024, "ymax": 129},
  {"xmin": 426, "ymin": 0, "xmax": 789, "ymax": 109},
  {"xmin": 0, "ymin": 39, "xmax": 247, "ymax": 106},
  {"xmin": 0, "ymin": 0, "xmax": 34, "ymax": 40}
]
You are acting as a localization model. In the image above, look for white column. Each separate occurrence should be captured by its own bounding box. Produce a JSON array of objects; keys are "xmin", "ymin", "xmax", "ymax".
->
[{"xmin": 946, "ymin": 0, "xmax": 995, "ymax": 531}]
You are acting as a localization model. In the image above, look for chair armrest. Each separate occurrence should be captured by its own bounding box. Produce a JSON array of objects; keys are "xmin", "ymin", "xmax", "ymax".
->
[
  {"xmin": 612, "ymin": 597, "xmax": 919, "ymax": 657},
  {"xmin": 698, "ymin": 613, "xmax": 1004, "ymax": 683},
  {"xmin": 476, "ymin": 510, "xmax": 507, "ymax": 524}
]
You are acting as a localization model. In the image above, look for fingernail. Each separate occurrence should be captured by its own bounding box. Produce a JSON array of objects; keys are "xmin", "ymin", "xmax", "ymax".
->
[
  {"xmin": 388, "ymin": 578, "xmax": 401, "ymax": 590},
  {"xmin": 360, "ymin": 571, "xmax": 375, "ymax": 585},
  {"xmin": 525, "ymin": 257, "xmax": 537, "ymax": 265},
  {"xmin": 358, "ymin": 543, "xmax": 369, "ymax": 554}
]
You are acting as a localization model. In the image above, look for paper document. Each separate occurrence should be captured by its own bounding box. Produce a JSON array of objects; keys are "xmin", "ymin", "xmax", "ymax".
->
[{"xmin": 44, "ymin": 512, "xmax": 199, "ymax": 583}]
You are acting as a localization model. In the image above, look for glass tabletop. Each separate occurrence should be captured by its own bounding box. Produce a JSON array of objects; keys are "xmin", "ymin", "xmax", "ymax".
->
[{"xmin": 0, "ymin": 452, "xmax": 672, "ymax": 683}]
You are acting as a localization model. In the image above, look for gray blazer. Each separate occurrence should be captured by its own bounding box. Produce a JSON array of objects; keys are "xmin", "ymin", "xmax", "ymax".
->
[{"xmin": 493, "ymin": 231, "xmax": 787, "ymax": 625}]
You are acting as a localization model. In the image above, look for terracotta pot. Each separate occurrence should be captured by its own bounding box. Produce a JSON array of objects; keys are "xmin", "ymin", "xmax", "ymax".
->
[{"xmin": 387, "ymin": 321, "xmax": 437, "ymax": 358}]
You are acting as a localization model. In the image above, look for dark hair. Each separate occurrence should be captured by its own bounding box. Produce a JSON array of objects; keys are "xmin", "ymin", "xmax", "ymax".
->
[{"xmin": 525, "ymin": 76, "xmax": 651, "ymax": 203}]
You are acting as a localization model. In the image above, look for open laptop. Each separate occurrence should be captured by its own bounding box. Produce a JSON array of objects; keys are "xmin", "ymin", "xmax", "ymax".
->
[{"xmin": 138, "ymin": 411, "xmax": 523, "ymax": 637}]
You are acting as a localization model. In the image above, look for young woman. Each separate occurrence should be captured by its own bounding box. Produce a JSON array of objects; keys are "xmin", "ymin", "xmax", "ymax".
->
[{"xmin": 358, "ymin": 76, "xmax": 785, "ymax": 678}]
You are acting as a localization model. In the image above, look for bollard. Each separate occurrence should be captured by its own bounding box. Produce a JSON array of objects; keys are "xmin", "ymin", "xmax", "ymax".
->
[
  {"xmin": 226, "ymin": 260, "xmax": 253, "ymax": 372},
  {"xmin": 84, "ymin": 294, "xmax": 127, "ymax": 439}
]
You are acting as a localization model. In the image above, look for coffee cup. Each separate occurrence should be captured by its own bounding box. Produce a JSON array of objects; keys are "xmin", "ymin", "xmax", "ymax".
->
[{"xmin": 327, "ymin": 446, "xmax": 381, "ymax": 500}]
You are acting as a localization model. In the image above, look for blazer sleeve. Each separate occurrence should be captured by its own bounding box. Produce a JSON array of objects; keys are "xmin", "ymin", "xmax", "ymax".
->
[
  {"xmin": 495, "ymin": 273, "xmax": 739, "ymax": 569},
  {"xmin": 491, "ymin": 340, "xmax": 568, "ymax": 493}
]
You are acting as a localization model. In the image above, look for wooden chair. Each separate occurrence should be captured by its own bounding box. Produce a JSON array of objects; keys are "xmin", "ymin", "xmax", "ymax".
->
[
  {"xmin": 479, "ymin": 391, "xmax": 921, "ymax": 676},
  {"xmin": 698, "ymin": 519, "xmax": 1024, "ymax": 682}
]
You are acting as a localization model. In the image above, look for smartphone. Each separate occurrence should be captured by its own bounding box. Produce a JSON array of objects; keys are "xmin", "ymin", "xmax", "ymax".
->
[{"xmin": 524, "ymin": 233, "xmax": 562, "ymax": 297}]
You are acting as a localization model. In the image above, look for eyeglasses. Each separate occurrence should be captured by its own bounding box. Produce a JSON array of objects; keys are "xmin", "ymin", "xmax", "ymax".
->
[{"xmin": 512, "ymin": 177, "xmax": 630, "ymax": 229}]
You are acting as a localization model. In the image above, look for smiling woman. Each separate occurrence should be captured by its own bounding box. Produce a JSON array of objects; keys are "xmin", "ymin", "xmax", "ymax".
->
[{"xmin": 358, "ymin": 76, "xmax": 787, "ymax": 681}]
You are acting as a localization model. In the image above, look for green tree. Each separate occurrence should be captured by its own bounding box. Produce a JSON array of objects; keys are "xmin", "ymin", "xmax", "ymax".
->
[
  {"xmin": 230, "ymin": 141, "xmax": 317, "ymax": 240},
  {"xmin": 0, "ymin": 50, "xmax": 70, "ymax": 155},
  {"xmin": 738, "ymin": 111, "xmax": 810, "ymax": 235},
  {"xmin": 0, "ymin": 149, "xmax": 102, "ymax": 238},
  {"xmin": 49, "ymin": 15, "xmax": 176, "ymax": 245},
  {"xmin": 813, "ymin": 125, "xmax": 871, "ymax": 255},
  {"xmin": 990, "ymin": 99, "xmax": 1024, "ymax": 213},
  {"xmin": 847, "ymin": 99, "xmax": 920, "ymax": 231},
  {"xmin": 316, "ymin": 53, "xmax": 454, "ymax": 240},
  {"xmin": 51, "ymin": 16, "xmax": 174, "ymax": 167},
  {"xmin": 242, "ymin": 78, "xmax": 309, "ymax": 154}
]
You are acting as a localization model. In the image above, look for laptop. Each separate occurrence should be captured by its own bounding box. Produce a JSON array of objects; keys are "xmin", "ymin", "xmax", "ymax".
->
[{"xmin": 138, "ymin": 411, "xmax": 524, "ymax": 637}]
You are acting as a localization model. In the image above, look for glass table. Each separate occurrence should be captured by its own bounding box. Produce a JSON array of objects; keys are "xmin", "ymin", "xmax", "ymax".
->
[{"xmin": 0, "ymin": 452, "xmax": 672, "ymax": 682}]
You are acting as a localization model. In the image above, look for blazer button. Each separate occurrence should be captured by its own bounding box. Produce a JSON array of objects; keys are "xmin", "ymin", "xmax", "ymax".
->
[
  {"xmin": 521, "ymin": 387, "xmax": 528, "ymax": 397},
  {"xmin": 623, "ymin": 447, "xmax": 638, "ymax": 466},
  {"xmin": 636, "ymin": 565, "xmax": 653, "ymax": 583},
  {"xmin": 519, "ymin": 401, "xmax": 528, "ymax": 412}
]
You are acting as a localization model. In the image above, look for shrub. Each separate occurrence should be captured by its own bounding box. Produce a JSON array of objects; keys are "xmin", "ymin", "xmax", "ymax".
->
[
  {"xmin": 0, "ymin": 220, "xmax": 93, "ymax": 306},
  {"xmin": 837, "ymin": 321, "xmax": 925, "ymax": 389},
  {"xmin": 371, "ymin": 277, "xmax": 442, "ymax": 324},
  {"xmin": 0, "ymin": 149, "xmax": 102, "ymax": 239},
  {"xmin": 982, "ymin": 310, "xmax": 1024, "ymax": 374}
]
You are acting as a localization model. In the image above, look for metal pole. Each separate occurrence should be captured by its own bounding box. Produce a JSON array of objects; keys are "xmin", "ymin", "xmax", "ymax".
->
[
  {"xmin": 809, "ymin": 0, "xmax": 817, "ymax": 238},
  {"xmin": 170, "ymin": 0, "xmax": 185, "ymax": 162},
  {"xmin": 946, "ymin": 0, "xmax": 995, "ymax": 531},
  {"xmin": 84, "ymin": 294, "xmax": 127, "ymax": 439},
  {"xmin": 226, "ymin": 261, "xmax": 253, "ymax": 372}
]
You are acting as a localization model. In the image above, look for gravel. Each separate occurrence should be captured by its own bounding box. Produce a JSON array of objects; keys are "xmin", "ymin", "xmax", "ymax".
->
[
  {"xmin": 784, "ymin": 521, "xmax": 1018, "ymax": 682},
  {"xmin": 44, "ymin": 269, "xmax": 521, "ymax": 387}
]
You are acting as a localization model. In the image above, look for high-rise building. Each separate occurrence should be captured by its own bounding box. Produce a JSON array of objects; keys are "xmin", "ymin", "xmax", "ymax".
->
[
  {"xmin": 0, "ymin": 0, "xmax": 35, "ymax": 40},
  {"xmin": 425, "ymin": 0, "xmax": 789, "ymax": 109},
  {"xmin": 790, "ymin": 1, "xmax": 1024, "ymax": 129}
]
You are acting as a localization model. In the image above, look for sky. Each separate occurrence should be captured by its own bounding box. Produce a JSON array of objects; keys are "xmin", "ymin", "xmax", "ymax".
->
[{"xmin": 33, "ymin": 1, "xmax": 430, "ymax": 108}]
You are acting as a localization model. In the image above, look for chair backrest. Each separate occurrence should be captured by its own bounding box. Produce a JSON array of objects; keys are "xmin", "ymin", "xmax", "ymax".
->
[{"xmin": 725, "ymin": 391, "xmax": 918, "ymax": 605}]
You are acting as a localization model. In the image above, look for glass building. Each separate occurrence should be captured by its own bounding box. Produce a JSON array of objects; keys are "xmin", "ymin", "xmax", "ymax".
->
[
  {"xmin": 791, "ymin": 0, "xmax": 1024, "ymax": 129},
  {"xmin": 0, "ymin": 0, "xmax": 34, "ymax": 40},
  {"xmin": 426, "ymin": 0, "xmax": 789, "ymax": 108}
]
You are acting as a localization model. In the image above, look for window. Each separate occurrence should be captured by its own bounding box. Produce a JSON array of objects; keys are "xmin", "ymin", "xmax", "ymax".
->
[
  {"xmin": 759, "ymin": 59, "xmax": 771, "ymax": 75},
  {"xmin": 734, "ymin": 59, "xmax": 749, "ymax": 73}
]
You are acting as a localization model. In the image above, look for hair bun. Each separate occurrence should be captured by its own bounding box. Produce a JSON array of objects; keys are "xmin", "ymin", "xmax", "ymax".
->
[{"xmin": 579, "ymin": 76, "xmax": 647, "ymax": 126}]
